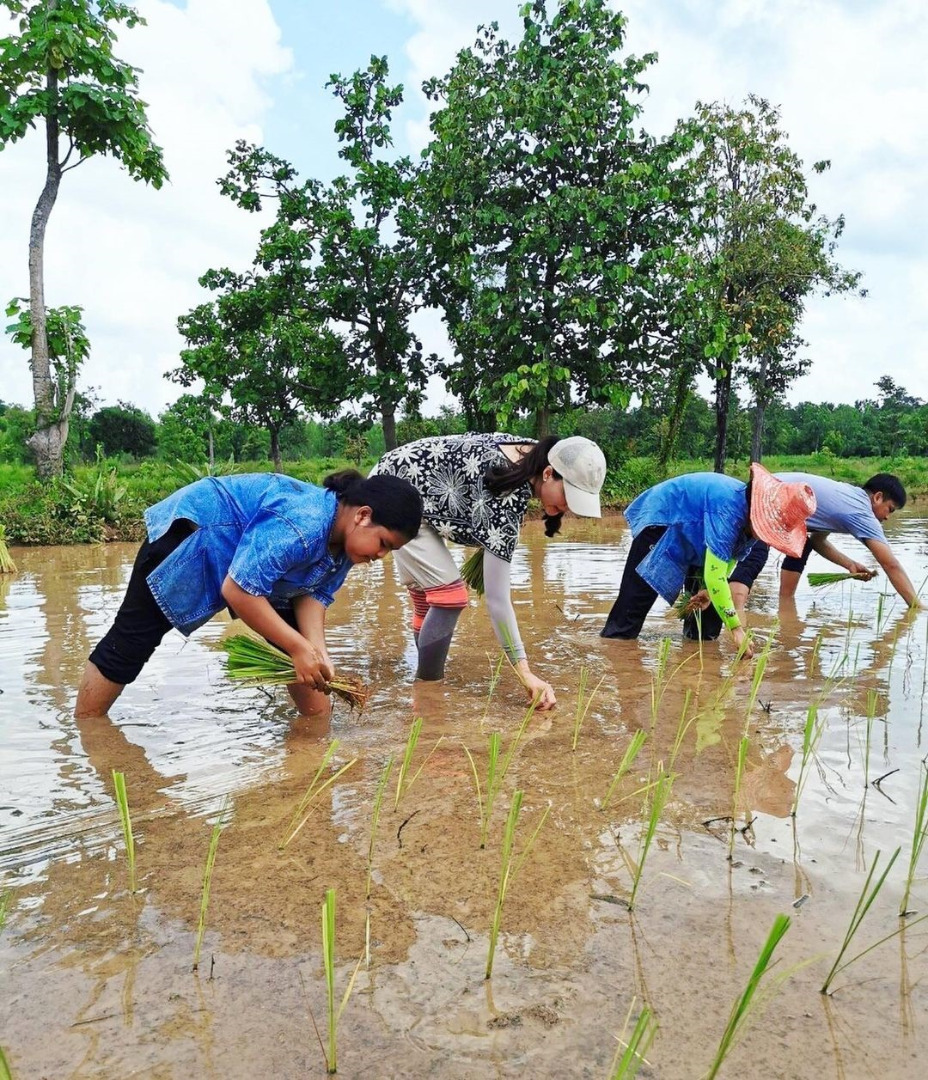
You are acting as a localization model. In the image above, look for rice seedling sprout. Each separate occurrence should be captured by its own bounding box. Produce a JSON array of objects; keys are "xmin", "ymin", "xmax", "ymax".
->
[
  {"xmin": 608, "ymin": 1000, "xmax": 657, "ymax": 1079},
  {"xmin": 601, "ymin": 731, "xmax": 648, "ymax": 811},
  {"xmin": 281, "ymin": 742, "xmax": 357, "ymax": 849},
  {"xmin": 112, "ymin": 770, "xmax": 137, "ymax": 893},
  {"xmin": 704, "ymin": 913, "xmax": 791, "ymax": 1079},
  {"xmin": 485, "ymin": 790, "xmax": 550, "ymax": 979},
  {"xmin": 628, "ymin": 769, "xmax": 673, "ymax": 910},
  {"xmin": 0, "ymin": 1044, "xmax": 12, "ymax": 1080},
  {"xmin": 791, "ymin": 702, "xmax": 825, "ymax": 818},
  {"xmin": 481, "ymin": 652, "xmax": 505, "ymax": 724},
  {"xmin": 461, "ymin": 732, "xmax": 501, "ymax": 849},
  {"xmin": 900, "ymin": 761, "xmax": 928, "ymax": 917},
  {"xmin": 393, "ymin": 718, "xmax": 443, "ymax": 811},
  {"xmin": 863, "ymin": 689, "xmax": 878, "ymax": 788},
  {"xmin": 320, "ymin": 888, "xmax": 363, "ymax": 1074},
  {"xmin": 729, "ymin": 734, "xmax": 750, "ymax": 859},
  {"xmin": 572, "ymin": 666, "xmax": 605, "ymax": 751},
  {"xmin": 193, "ymin": 796, "xmax": 230, "ymax": 972},
  {"xmin": 366, "ymin": 756, "xmax": 394, "ymax": 901},
  {"xmin": 821, "ymin": 848, "xmax": 901, "ymax": 994}
]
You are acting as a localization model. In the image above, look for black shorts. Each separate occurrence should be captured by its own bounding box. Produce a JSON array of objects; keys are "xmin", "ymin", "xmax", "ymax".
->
[{"xmin": 89, "ymin": 521, "xmax": 300, "ymax": 685}]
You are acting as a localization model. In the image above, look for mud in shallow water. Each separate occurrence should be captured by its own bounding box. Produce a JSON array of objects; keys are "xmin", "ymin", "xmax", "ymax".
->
[{"xmin": 2, "ymin": 512, "xmax": 928, "ymax": 1078}]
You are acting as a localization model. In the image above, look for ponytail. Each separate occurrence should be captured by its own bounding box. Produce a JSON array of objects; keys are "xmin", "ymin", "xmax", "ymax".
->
[
  {"xmin": 484, "ymin": 436, "xmax": 564, "ymax": 537},
  {"xmin": 323, "ymin": 470, "xmax": 422, "ymax": 540}
]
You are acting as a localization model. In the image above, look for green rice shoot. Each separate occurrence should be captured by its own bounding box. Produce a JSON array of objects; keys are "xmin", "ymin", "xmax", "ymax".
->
[
  {"xmin": 393, "ymin": 717, "xmax": 444, "ymax": 811},
  {"xmin": 461, "ymin": 548, "xmax": 485, "ymax": 595},
  {"xmin": 461, "ymin": 731, "xmax": 501, "ymax": 849},
  {"xmin": 485, "ymin": 790, "xmax": 550, "ymax": 980},
  {"xmin": 280, "ymin": 742, "xmax": 357, "ymax": 849},
  {"xmin": 320, "ymin": 888, "xmax": 363, "ymax": 1075},
  {"xmin": 221, "ymin": 633, "xmax": 369, "ymax": 710},
  {"xmin": 807, "ymin": 571, "xmax": 872, "ymax": 587},
  {"xmin": 0, "ymin": 525, "xmax": 16, "ymax": 574},
  {"xmin": 366, "ymin": 755, "xmax": 394, "ymax": 902},
  {"xmin": 608, "ymin": 1000, "xmax": 658, "ymax": 1079},
  {"xmin": 112, "ymin": 770, "xmax": 137, "ymax": 893},
  {"xmin": 705, "ymin": 913, "xmax": 791, "ymax": 1079},
  {"xmin": 601, "ymin": 731, "xmax": 648, "ymax": 811},
  {"xmin": 0, "ymin": 1043, "xmax": 12, "ymax": 1080},
  {"xmin": 791, "ymin": 701, "xmax": 825, "ymax": 818},
  {"xmin": 0, "ymin": 890, "xmax": 11, "ymax": 933},
  {"xmin": 193, "ymin": 796, "xmax": 230, "ymax": 971},
  {"xmin": 900, "ymin": 762, "xmax": 928, "ymax": 917},
  {"xmin": 628, "ymin": 769, "xmax": 673, "ymax": 910},
  {"xmin": 572, "ymin": 666, "xmax": 605, "ymax": 751},
  {"xmin": 730, "ymin": 735, "xmax": 750, "ymax": 859}
]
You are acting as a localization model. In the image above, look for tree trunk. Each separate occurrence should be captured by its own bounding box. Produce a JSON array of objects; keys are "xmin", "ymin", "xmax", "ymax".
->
[
  {"xmin": 535, "ymin": 406, "xmax": 550, "ymax": 438},
  {"xmin": 712, "ymin": 358, "xmax": 733, "ymax": 474},
  {"xmin": 382, "ymin": 407, "xmax": 397, "ymax": 452},
  {"xmin": 657, "ymin": 361, "xmax": 694, "ymax": 476},
  {"xmin": 270, "ymin": 428, "xmax": 281, "ymax": 472},
  {"xmin": 27, "ymin": 58, "xmax": 66, "ymax": 480},
  {"xmin": 750, "ymin": 350, "xmax": 770, "ymax": 463},
  {"xmin": 208, "ymin": 428, "xmax": 215, "ymax": 468}
]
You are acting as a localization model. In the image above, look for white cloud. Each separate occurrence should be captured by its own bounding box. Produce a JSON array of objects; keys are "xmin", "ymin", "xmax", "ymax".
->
[{"xmin": 0, "ymin": 0, "xmax": 291, "ymax": 416}]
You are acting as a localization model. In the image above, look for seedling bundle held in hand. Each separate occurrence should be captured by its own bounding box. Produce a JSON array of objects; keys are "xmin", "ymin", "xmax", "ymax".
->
[{"xmin": 221, "ymin": 633, "xmax": 369, "ymax": 711}]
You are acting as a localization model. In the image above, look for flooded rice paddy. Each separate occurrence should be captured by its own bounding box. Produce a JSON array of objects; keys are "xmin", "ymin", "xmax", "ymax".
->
[{"xmin": 2, "ymin": 508, "xmax": 928, "ymax": 1078}]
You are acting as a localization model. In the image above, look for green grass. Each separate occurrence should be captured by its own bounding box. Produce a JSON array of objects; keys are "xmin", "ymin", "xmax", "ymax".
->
[{"xmin": 112, "ymin": 770, "xmax": 137, "ymax": 893}]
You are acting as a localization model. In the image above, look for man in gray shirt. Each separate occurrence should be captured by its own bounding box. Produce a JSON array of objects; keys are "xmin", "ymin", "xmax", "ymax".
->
[{"xmin": 686, "ymin": 473, "xmax": 922, "ymax": 640}]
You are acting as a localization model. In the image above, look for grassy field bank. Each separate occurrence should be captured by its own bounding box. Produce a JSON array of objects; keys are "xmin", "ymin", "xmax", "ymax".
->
[{"xmin": 0, "ymin": 452, "xmax": 925, "ymax": 546}]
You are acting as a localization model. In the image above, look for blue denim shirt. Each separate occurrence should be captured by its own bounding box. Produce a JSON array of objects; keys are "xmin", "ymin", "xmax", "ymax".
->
[
  {"xmin": 625, "ymin": 473, "xmax": 755, "ymax": 603},
  {"xmin": 144, "ymin": 475, "xmax": 352, "ymax": 635}
]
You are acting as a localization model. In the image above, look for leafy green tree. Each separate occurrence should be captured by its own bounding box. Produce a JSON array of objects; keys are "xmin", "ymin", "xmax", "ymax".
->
[
  {"xmin": 218, "ymin": 56, "xmax": 430, "ymax": 451},
  {"xmin": 874, "ymin": 375, "xmax": 922, "ymax": 456},
  {"xmin": 88, "ymin": 400, "xmax": 155, "ymax": 458},
  {"xmin": 417, "ymin": 0, "xmax": 687, "ymax": 434},
  {"xmin": 0, "ymin": 399, "xmax": 35, "ymax": 463},
  {"xmin": 173, "ymin": 269, "xmax": 344, "ymax": 471},
  {"xmin": 0, "ymin": 0, "xmax": 167, "ymax": 478},
  {"xmin": 674, "ymin": 95, "xmax": 861, "ymax": 471},
  {"xmin": 4, "ymin": 297, "xmax": 90, "ymax": 464},
  {"xmin": 157, "ymin": 394, "xmax": 220, "ymax": 465}
]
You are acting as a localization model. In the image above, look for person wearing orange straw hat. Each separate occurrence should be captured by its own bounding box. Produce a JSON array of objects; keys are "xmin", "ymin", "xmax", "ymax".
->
[{"xmin": 601, "ymin": 464, "xmax": 816, "ymax": 658}]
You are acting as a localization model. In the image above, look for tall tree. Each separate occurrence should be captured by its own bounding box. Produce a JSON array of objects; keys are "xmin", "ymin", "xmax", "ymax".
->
[
  {"xmin": 174, "ymin": 268, "xmax": 345, "ymax": 471},
  {"xmin": 218, "ymin": 56, "xmax": 429, "ymax": 451},
  {"xmin": 0, "ymin": 0, "xmax": 167, "ymax": 477},
  {"xmin": 416, "ymin": 0, "xmax": 688, "ymax": 434},
  {"xmin": 674, "ymin": 95, "xmax": 860, "ymax": 472}
]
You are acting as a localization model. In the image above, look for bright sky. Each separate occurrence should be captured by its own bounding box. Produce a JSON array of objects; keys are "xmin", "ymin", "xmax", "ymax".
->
[{"xmin": 1, "ymin": 0, "xmax": 925, "ymax": 421}]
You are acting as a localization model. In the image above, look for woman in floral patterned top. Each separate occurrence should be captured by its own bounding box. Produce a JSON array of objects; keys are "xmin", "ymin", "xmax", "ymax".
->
[{"xmin": 371, "ymin": 433, "xmax": 606, "ymax": 709}]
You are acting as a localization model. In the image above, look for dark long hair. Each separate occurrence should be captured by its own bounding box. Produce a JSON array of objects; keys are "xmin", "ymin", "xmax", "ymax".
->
[
  {"xmin": 483, "ymin": 435, "xmax": 564, "ymax": 537},
  {"xmin": 323, "ymin": 470, "xmax": 422, "ymax": 541}
]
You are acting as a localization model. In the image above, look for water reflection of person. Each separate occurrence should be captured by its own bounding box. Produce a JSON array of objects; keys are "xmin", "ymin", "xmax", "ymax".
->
[
  {"xmin": 74, "ymin": 472, "xmax": 421, "ymax": 721},
  {"xmin": 371, "ymin": 434, "xmax": 607, "ymax": 710}
]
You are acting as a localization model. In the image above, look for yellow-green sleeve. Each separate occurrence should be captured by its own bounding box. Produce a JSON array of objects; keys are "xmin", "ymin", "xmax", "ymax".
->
[{"xmin": 703, "ymin": 550, "xmax": 740, "ymax": 630}]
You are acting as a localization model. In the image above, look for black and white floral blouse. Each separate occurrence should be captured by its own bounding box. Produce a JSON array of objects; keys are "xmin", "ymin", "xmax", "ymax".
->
[{"xmin": 371, "ymin": 433, "xmax": 534, "ymax": 562}]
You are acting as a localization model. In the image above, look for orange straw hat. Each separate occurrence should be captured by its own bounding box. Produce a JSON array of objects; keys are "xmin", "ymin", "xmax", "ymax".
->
[{"xmin": 748, "ymin": 463, "xmax": 817, "ymax": 559}]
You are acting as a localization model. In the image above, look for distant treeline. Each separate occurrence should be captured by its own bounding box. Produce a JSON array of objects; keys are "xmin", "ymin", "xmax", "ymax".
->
[{"xmin": 1, "ymin": 374, "xmax": 924, "ymax": 470}]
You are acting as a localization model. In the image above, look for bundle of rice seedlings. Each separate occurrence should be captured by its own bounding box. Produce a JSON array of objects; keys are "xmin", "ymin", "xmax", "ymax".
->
[
  {"xmin": 0, "ymin": 525, "xmax": 16, "ymax": 574},
  {"xmin": 672, "ymin": 590, "xmax": 700, "ymax": 619},
  {"xmin": 221, "ymin": 633, "xmax": 369, "ymax": 711},
  {"xmin": 461, "ymin": 548, "xmax": 484, "ymax": 595},
  {"xmin": 807, "ymin": 571, "xmax": 872, "ymax": 587}
]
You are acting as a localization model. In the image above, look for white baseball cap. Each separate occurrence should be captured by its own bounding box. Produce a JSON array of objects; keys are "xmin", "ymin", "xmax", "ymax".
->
[{"xmin": 547, "ymin": 436, "xmax": 607, "ymax": 518}]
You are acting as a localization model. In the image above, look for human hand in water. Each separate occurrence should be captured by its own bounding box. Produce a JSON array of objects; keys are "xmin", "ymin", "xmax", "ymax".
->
[
  {"xmin": 731, "ymin": 625, "xmax": 755, "ymax": 660},
  {"xmin": 520, "ymin": 670, "xmax": 557, "ymax": 711}
]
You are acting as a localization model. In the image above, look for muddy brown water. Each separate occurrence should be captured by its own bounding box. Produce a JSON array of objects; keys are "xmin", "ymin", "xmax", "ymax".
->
[{"xmin": 2, "ymin": 510, "xmax": 928, "ymax": 1078}]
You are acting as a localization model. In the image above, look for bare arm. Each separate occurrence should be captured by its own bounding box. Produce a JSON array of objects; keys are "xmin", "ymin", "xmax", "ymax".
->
[
  {"xmin": 221, "ymin": 576, "xmax": 333, "ymax": 689},
  {"xmin": 809, "ymin": 533, "xmax": 874, "ymax": 577},
  {"xmin": 862, "ymin": 539, "xmax": 923, "ymax": 608}
]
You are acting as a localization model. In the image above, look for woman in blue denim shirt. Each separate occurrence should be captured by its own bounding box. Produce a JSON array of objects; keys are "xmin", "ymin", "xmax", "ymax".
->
[{"xmin": 75, "ymin": 470, "xmax": 422, "ymax": 719}]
